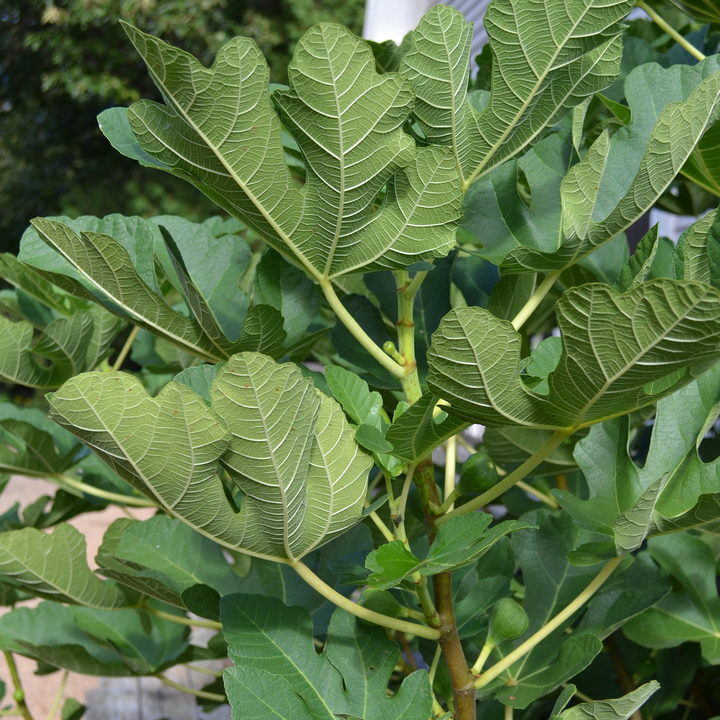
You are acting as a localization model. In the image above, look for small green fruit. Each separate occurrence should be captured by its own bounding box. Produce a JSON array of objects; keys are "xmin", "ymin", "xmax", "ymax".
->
[
  {"xmin": 12, "ymin": 688, "xmax": 24, "ymax": 703},
  {"xmin": 358, "ymin": 588, "xmax": 406, "ymax": 622},
  {"xmin": 456, "ymin": 452, "xmax": 498, "ymax": 495},
  {"xmin": 487, "ymin": 598, "xmax": 529, "ymax": 646}
]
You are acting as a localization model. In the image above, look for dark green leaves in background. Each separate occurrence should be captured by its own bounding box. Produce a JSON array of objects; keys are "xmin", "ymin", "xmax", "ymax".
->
[{"xmin": 223, "ymin": 595, "xmax": 432, "ymax": 720}]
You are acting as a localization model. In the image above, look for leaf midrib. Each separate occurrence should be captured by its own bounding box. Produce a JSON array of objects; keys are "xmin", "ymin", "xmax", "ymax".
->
[
  {"xmin": 567, "ymin": 83, "xmax": 720, "ymax": 268},
  {"xmin": 457, "ymin": 312, "xmax": 536, "ymax": 427},
  {"xmin": 564, "ymin": 132, "xmax": 613, "ymax": 242},
  {"xmin": 246, "ymin": 368, "xmax": 296, "ymax": 561},
  {"xmin": 40, "ymin": 316, "xmax": 85, "ymax": 377},
  {"xmin": 323, "ymin": 26, "xmax": 346, "ymax": 279},
  {"xmin": 298, "ymin": 412, "xmax": 335, "ymax": 560},
  {"xmin": 438, "ymin": 13, "xmax": 466, "ymax": 183},
  {"xmin": 651, "ymin": 605, "xmax": 720, "ymax": 638}
]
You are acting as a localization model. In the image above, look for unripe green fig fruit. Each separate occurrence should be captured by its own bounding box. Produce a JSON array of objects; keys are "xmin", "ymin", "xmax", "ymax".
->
[
  {"xmin": 456, "ymin": 452, "xmax": 498, "ymax": 495},
  {"xmin": 487, "ymin": 598, "xmax": 529, "ymax": 646},
  {"xmin": 358, "ymin": 588, "xmax": 405, "ymax": 621}
]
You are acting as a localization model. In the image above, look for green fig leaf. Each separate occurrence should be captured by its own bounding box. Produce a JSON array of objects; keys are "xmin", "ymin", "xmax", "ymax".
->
[
  {"xmin": 222, "ymin": 595, "xmax": 432, "ymax": 720},
  {"xmin": 0, "ymin": 524, "xmax": 130, "ymax": 609},
  {"xmin": 624, "ymin": 533, "xmax": 720, "ymax": 663},
  {"xmin": 555, "ymin": 682, "xmax": 660, "ymax": 720},
  {"xmin": 556, "ymin": 364, "xmax": 720, "ymax": 552},
  {"xmin": 503, "ymin": 60, "xmax": 720, "ymax": 274},
  {"xmin": 48, "ymin": 354, "xmax": 371, "ymax": 562},
  {"xmin": 427, "ymin": 280, "xmax": 720, "ymax": 430},
  {"xmin": 0, "ymin": 602, "xmax": 188, "ymax": 676},
  {"xmin": 674, "ymin": 209, "xmax": 720, "ymax": 290},
  {"xmin": 401, "ymin": 2, "xmax": 629, "ymax": 184},
  {"xmin": 366, "ymin": 514, "xmax": 531, "ymax": 589},
  {"xmin": 119, "ymin": 23, "xmax": 462, "ymax": 281}
]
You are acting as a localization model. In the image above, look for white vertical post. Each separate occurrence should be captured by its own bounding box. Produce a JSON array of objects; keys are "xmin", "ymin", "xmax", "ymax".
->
[{"xmin": 363, "ymin": 0, "xmax": 435, "ymax": 42}]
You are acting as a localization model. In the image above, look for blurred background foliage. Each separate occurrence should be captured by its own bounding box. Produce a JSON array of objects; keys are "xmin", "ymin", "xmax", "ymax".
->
[{"xmin": 0, "ymin": 0, "xmax": 365, "ymax": 253}]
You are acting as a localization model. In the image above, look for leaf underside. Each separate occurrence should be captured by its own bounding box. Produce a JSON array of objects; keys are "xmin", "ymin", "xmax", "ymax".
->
[
  {"xmin": 48, "ymin": 353, "xmax": 372, "ymax": 562},
  {"xmin": 105, "ymin": 22, "xmax": 462, "ymax": 282},
  {"xmin": 401, "ymin": 2, "xmax": 630, "ymax": 183},
  {"xmin": 427, "ymin": 280, "xmax": 720, "ymax": 430}
]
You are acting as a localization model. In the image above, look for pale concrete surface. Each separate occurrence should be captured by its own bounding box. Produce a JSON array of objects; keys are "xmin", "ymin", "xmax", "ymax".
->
[
  {"xmin": 0, "ymin": 475, "xmax": 232, "ymax": 718},
  {"xmin": 85, "ymin": 667, "xmax": 231, "ymax": 719}
]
